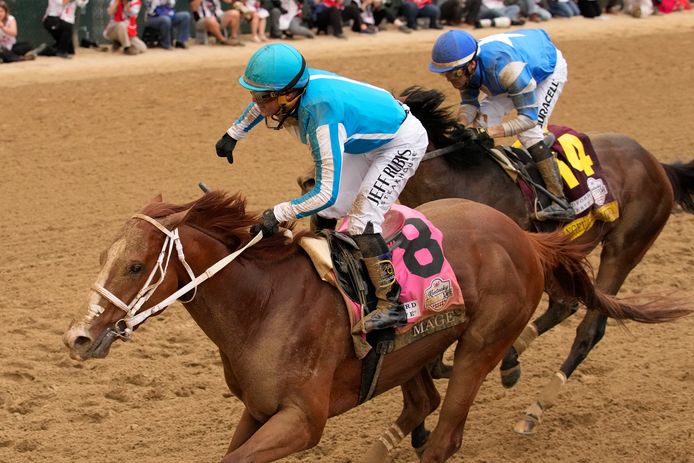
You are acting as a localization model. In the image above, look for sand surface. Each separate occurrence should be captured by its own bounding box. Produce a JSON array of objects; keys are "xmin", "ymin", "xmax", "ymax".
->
[{"xmin": 1, "ymin": 12, "xmax": 693, "ymax": 463}]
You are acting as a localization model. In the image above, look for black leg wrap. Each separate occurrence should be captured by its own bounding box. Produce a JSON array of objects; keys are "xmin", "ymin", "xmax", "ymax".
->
[
  {"xmin": 411, "ymin": 423, "xmax": 430, "ymax": 450},
  {"xmin": 528, "ymin": 140, "xmax": 552, "ymax": 162}
]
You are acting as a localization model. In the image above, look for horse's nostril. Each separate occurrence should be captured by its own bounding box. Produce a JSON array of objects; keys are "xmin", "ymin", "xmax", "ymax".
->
[{"xmin": 74, "ymin": 336, "xmax": 92, "ymax": 349}]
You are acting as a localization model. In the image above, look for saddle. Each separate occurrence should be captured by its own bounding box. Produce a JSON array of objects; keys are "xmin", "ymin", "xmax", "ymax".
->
[{"xmin": 300, "ymin": 205, "xmax": 467, "ymax": 402}]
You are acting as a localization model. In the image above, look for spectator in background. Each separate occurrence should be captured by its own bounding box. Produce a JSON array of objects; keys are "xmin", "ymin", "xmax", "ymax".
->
[
  {"xmin": 622, "ymin": 0, "xmax": 651, "ymax": 16},
  {"xmin": 475, "ymin": 0, "xmax": 525, "ymax": 27},
  {"xmin": 42, "ymin": 0, "xmax": 89, "ymax": 59},
  {"xmin": 191, "ymin": 0, "xmax": 244, "ymax": 46},
  {"xmin": 401, "ymin": 0, "xmax": 443, "ymax": 30},
  {"xmin": 144, "ymin": 0, "xmax": 191, "ymax": 49},
  {"xmin": 577, "ymin": 0, "xmax": 603, "ymax": 17},
  {"xmin": 104, "ymin": 0, "xmax": 147, "ymax": 54},
  {"xmin": 277, "ymin": 0, "xmax": 315, "ymax": 38},
  {"xmin": 0, "ymin": 1, "xmax": 45, "ymax": 63},
  {"xmin": 262, "ymin": 0, "xmax": 283, "ymax": 38},
  {"xmin": 512, "ymin": 0, "xmax": 552, "ymax": 21},
  {"xmin": 604, "ymin": 0, "xmax": 622, "ymax": 13},
  {"xmin": 372, "ymin": 0, "xmax": 411, "ymax": 32},
  {"xmin": 342, "ymin": 0, "xmax": 376, "ymax": 34},
  {"xmin": 656, "ymin": 0, "xmax": 691, "ymax": 13},
  {"xmin": 313, "ymin": 0, "xmax": 347, "ymax": 39},
  {"xmin": 242, "ymin": 0, "xmax": 270, "ymax": 42},
  {"xmin": 547, "ymin": 0, "xmax": 580, "ymax": 16},
  {"xmin": 439, "ymin": 0, "xmax": 464, "ymax": 24}
]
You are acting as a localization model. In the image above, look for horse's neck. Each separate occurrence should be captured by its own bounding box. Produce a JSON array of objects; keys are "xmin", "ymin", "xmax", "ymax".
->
[
  {"xmin": 402, "ymin": 154, "xmax": 531, "ymax": 228},
  {"xmin": 178, "ymin": 227, "xmax": 332, "ymax": 360},
  {"xmin": 177, "ymin": 226, "xmax": 275, "ymax": 350}
]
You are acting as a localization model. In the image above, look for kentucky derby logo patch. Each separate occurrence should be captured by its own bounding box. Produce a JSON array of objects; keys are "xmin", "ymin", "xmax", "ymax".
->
[{"xmin": 424, "ymin": 277, "xmax": 454, "ymax": 312}]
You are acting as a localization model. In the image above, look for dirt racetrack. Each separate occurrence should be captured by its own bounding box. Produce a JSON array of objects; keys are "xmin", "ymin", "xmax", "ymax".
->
[{"xmin": 1, "ymin": 12, "xmax": 693, "ymax": 463}]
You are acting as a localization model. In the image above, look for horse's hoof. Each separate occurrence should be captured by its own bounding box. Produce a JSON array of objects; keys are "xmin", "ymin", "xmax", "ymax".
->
[
  {"xmin": 362, "ymin": 440, "xmax": 393, "ymax": 463},
  {"xmin": 415, "ymin": 442, "xmax": 428, "ymax": 458},
  {"xmin": 513, "ymin": 415, "xmax": 540, "ymax": 435},
  {"xmin": 500, "ymin": 364, "xmax": 521, "ymax": 388}
]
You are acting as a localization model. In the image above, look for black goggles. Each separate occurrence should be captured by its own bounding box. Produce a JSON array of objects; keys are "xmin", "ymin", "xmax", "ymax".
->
[{"xmin": 443, "ymin": 67, "xmax": 467, "ymax": 80}]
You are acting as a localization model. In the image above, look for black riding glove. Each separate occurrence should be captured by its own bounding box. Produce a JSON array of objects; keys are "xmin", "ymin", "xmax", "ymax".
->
[
  {"xmin": 215, "ymin": 132, "xmax": 237, "ymax": 164},
  {"xmin": 250, "ymin": 209, "xmax": 280, "ymax": 237},
  {"xmin": 467, "ymin": 127, "xmax": 494, "ymax": 149}
]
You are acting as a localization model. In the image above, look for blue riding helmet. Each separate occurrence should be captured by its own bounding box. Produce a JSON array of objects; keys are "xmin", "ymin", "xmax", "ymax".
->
[
  {"xmin": 239, "ymin": 44, "xmax": 310, "ymax": 93},
  {"xmin": 428, "ymin": 30, "xmax": 480, "ymax": 73}
]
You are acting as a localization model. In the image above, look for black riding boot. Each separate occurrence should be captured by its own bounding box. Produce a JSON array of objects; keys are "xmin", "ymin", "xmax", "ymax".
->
[
  {"xmin": 528, "ymin": 140, "xmax": 576, "ymax": 221},
  {"xmin": 351, "ymin": 233, "xmax": 407, "ymax": 334}
]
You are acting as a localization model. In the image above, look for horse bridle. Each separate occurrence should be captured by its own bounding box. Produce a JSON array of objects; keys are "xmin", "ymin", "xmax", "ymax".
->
[{"xmin": 90, "ymin": 213, "xmax": 263, "ymax": 340}]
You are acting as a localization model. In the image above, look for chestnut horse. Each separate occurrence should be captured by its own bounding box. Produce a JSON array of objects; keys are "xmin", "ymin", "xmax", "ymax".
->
[
  {"xmin": 397, "ymin": 86, "xmax": 694, "ymax": 433},
  {"xmin": 63, "ymin": 192, "xmax": 688, "ymax": 463}
]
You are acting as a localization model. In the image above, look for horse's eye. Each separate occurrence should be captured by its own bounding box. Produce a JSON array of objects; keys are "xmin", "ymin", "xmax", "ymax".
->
[{"xmin": 128, "ymin": 263, "xmax": 143, "ymax": 275}]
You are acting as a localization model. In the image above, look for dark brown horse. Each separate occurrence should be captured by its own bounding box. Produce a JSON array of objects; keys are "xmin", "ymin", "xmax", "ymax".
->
[
  {"xmin": 397, "ymin": 86, "xmax": 694, "ymax": 433},
  {"xmin": 63, "ymin": 191, "xmax": 688, "ymax": 462}
]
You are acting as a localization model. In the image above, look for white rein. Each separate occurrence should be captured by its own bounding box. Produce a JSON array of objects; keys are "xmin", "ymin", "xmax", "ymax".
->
[{"xmin": 90, "ymin": 213, "xmax": 263, "ymax": 339}]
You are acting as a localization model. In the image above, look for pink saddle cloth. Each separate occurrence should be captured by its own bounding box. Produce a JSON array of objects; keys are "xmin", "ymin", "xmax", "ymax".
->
[{"xmin": 339, "ymin": 204, "xmax": 465, "ymax": 333}]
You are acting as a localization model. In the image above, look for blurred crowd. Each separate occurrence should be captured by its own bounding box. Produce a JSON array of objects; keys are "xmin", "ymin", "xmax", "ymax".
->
[{"xmin": 1, "ymin": 0, "xmax": 691, "ymax": 63}]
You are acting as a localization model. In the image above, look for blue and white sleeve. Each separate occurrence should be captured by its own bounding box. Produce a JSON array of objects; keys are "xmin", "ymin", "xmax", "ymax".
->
[
  {"xmin": 273, "ymin": 121, "xmax": 346, "ymax": 223},
  {"xmin": 226, "ymin": 103, "xmax": 265, "ymax": 141},
  {"xmin": 498, "ymin": 61, "xmax": 538, "ymax": 121}
]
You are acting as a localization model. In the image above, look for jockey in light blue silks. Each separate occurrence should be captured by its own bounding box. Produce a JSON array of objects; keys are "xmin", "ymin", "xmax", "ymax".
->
[
  {"xmin": 429, "ymin": 29, "xmax": 575, "ymax": 221},
  {"xmin": 215, "ymin": 43, "xmax": 429, "ymax": 333}
]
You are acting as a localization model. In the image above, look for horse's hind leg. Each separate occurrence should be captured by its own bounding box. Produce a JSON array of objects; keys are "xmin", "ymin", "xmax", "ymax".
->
[
  {"xmin": 500, "ymin": 297, "xmax": 580, "ymax": 388},
  {"xmin": 514, "ymin": 219, "xmax": 669, "ymax": 434},
  {"xmin": 362, "ymin": 369, "xmax": 440, "ymax": 463}
]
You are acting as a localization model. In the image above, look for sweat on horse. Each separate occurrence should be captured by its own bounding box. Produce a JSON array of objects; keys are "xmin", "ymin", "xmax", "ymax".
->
[{"xmin": 63, "ymin": 191, "xmax": 689, "ymax": 462}]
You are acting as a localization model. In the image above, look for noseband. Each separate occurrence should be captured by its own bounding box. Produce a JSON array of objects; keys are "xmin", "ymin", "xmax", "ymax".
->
[{"xmin": 90, "ymin": 213, "xmax": 263, "ymax": 340}]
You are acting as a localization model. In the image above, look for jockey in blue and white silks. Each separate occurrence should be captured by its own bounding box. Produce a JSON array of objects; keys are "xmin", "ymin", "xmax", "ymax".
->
[
  {"xmin": 227, "ymin": 68, "xmax": 425, "ymax": 232},
  {"xmin": 214, "ymin": 43, "xmax": 429, "ymax": 333},
  {"xmin": 429, "ymin": 29, "xmax": 575, "ymax": 221}
]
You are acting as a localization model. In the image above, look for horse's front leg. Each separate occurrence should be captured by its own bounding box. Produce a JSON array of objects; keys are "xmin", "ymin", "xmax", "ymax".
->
[
  {"xmin": 226, "ymin": 408, "xmax": 263, "ymax": 454},
  {"xmin": 499, "ymin": 296, "xmax": 579, "ymax": 388},
  {"xmin": 221, "ymin": 403, "xmax": 328, "ymax": 463},
  {"xmin": 362, "ymin": 368, "xmax": 441, "ymax": 463}
]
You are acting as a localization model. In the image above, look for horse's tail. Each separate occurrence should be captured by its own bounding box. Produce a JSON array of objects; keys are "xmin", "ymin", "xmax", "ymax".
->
[
  {"xmin": 527, "ymin": 231, "xmax": 692, "ymax": 323},
  {"xmin": 661, "ymin": 160, "xmax": 694, "ymax": 213}
]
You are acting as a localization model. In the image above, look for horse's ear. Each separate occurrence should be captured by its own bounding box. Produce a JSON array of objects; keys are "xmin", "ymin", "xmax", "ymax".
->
[
  {"xmin": 148, "ymin": 194, "xmax": 163, "ymax": 204},
  {"xmin": 163, "ymin": 208, "xmax": 192, "ymax": 229}
]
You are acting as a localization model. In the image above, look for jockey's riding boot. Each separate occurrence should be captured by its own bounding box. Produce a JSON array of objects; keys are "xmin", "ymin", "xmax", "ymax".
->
[
  {"xmin": 529, "ymin": 141, "xmax": 576, "ymax": 222},
  {"xmin": 352, "ymin": 233, "xmax": 408, "ymax": 334}
]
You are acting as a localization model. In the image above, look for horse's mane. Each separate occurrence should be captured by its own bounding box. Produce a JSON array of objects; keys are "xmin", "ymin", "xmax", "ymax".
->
[
  {"xmin": 399, "ymin": 86, "xmax": 490, "ymax": 169},
  {"xmin": 139, "ymin": 191, "xmax": 313, "ymax": 260}
]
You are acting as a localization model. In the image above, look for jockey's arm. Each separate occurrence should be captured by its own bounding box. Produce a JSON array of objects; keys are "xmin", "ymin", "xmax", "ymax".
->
[
  {"xmin": 458, "ymin": 87, "xmax": 480, "ymax": 127},
  {"xmin": 273, "ymin": 119, "xmax": 346, "ymax": 223},
  {"xmin": 486, "ymin": 60, "xmax": 538, "ymax": 139},
  {"xmin": 226, "ymin": 102, "xmax": 265, "ymax": 140}
]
